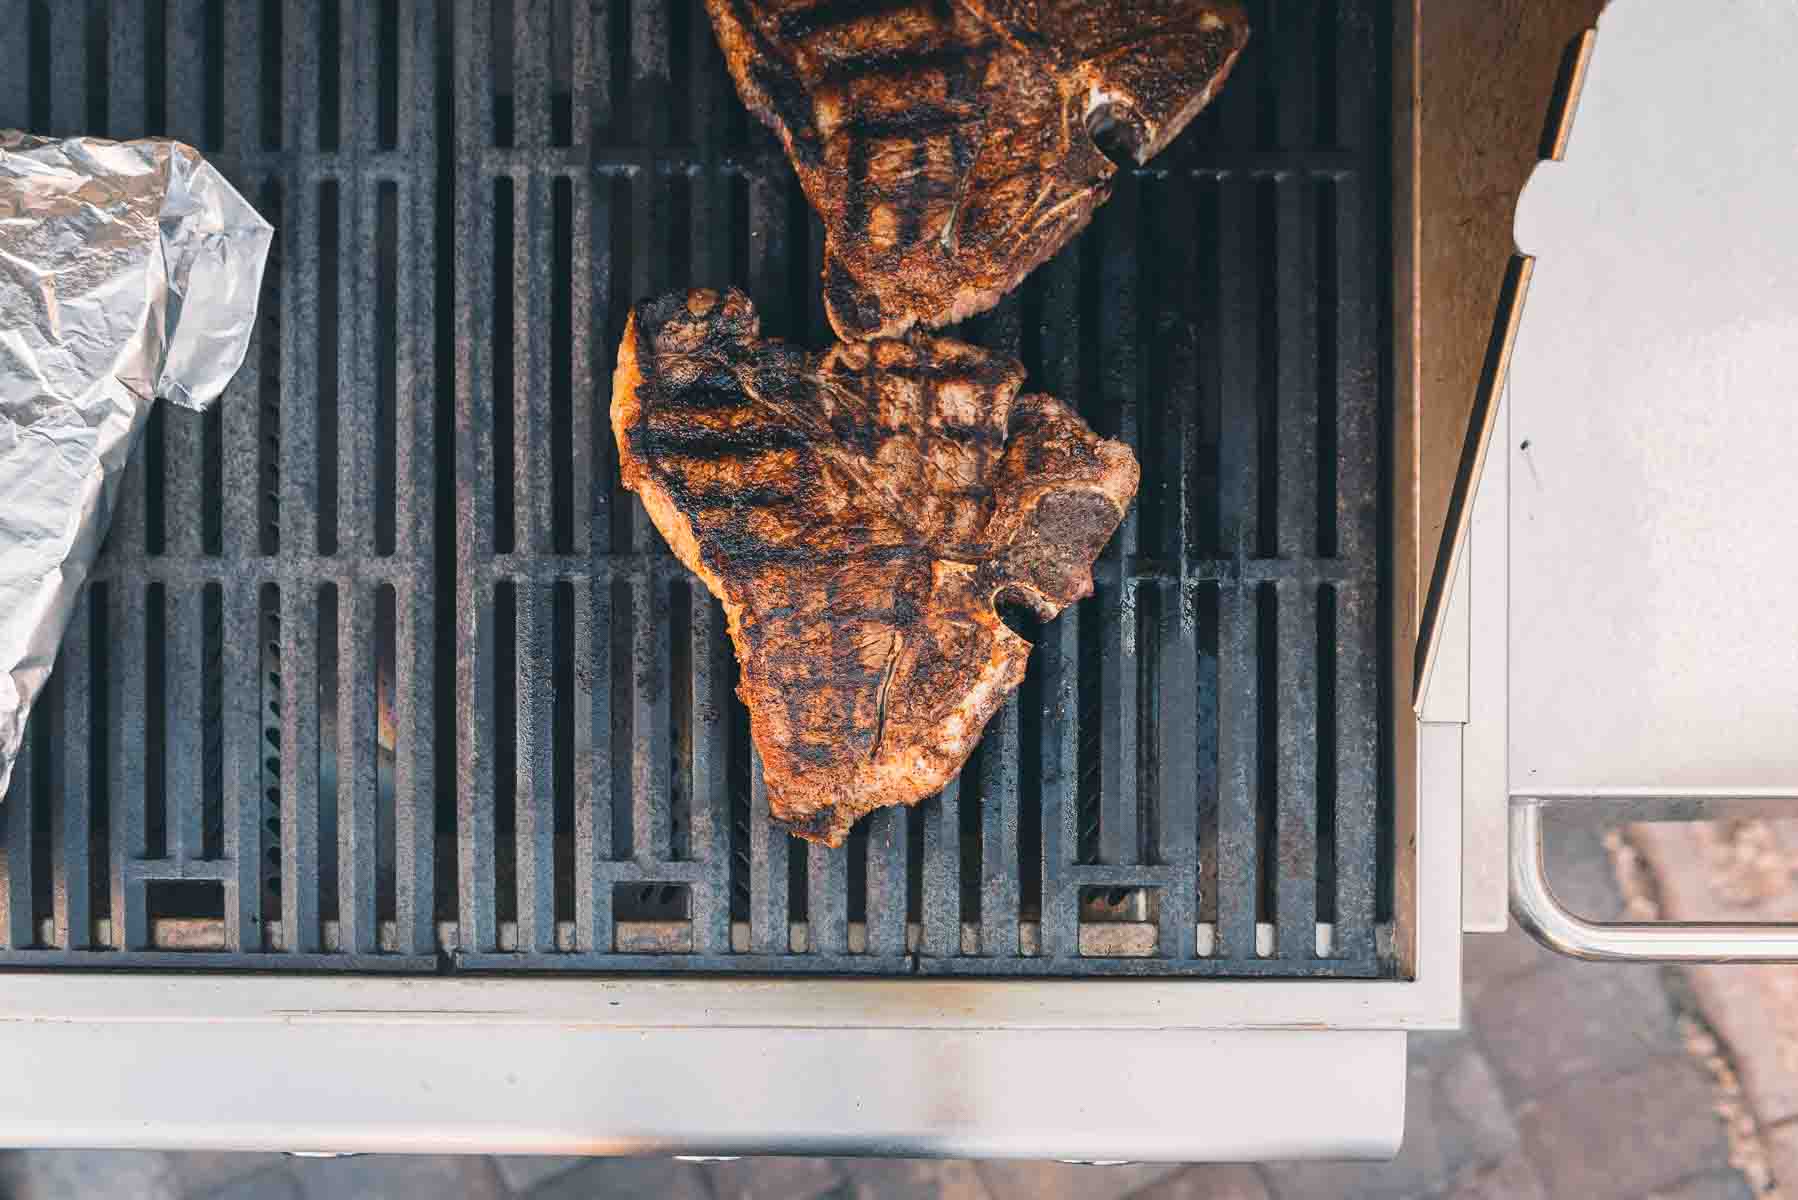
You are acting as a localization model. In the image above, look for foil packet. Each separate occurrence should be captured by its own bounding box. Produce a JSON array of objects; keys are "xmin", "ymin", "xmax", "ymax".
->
[{"xmin": 0, "ymin": 133, "xmax": 273, "ymax": 801}]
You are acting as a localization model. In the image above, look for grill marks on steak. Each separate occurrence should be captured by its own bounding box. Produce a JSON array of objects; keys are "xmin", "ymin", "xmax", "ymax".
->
[
  {"xmin": 705, "ymin": 0, "xmax": 1248, "ymax": 341},
  {"xmin": 612, "ymin": 289, "xmax": 1138, "ymax": 846}
]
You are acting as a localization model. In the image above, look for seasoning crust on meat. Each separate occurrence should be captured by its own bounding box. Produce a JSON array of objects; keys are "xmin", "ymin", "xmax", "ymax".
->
[
  {"xmin": 704, "ymin": 0, "xmax": 1249, "ymax": 341},
  {"xmin": 612, "ymin": 289, "xmax": 1139, "ymax": 845}
]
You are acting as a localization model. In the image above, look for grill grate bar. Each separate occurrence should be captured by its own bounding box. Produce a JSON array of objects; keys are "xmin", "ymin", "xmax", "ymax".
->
[
  {"xmin": 334, "ymin": 181, "xmax": 378, "ymax": 560},
  {"xmin": 747, "ymin": 750, "xmax": 789, "ymax": 954},
  {"xmin": 514, "ymin": 583, "xmax": 557, "ymax": 952},
  {"xmin": 336, "ymin": 586, "xmax": 380, "ymax": 953},
  {"xmin": 979, "ymin": 699, "xmax": 1021, "ymax": 956},
  {"xmin": 45, "ymin": 2, "xmax": 86, "ymax": 134},
  {"xmin": 1270, "ymin": 1, "xmax": 1328, "ymax": 957},
  {"xmin": 393, "ymin": 578, "xmax": 437, "ymax": 956},
  {"xmin": 864, "ymin": 808, "xmax": 908, "ymax": 958},
  {"xmin": 513, "ymin": 176, "xmax": 554, "ymax": 554},
  {"xmin": 222, "ymin": 579, "xmax": 263, "ymax": 952},
  {"xmin": 630, "ymin": 577, "xmax": 673, "ymax": 864},
  {"xmin": 53, "ymin": 596, "xmax": 94, "ymax": 951},
  {"xmin": 456, "ymin": 4, "xmax": 500, "ymax": 957},
  {"xmin": 163, "ymin": 587, "xmax": 206, "ymax": 867},
  {"xmin": 807, "ymin": 842, "xmax": 849, "ymax": 957},
  {"xmin": 2, "ymin": 733, "xmax": 31, "ymax": 949},
  {"xmin": 1214, "ymin": 585, "xmax": 1260, "ymax": 960},
  {"xmin": 1274, "ymin": 583, "xmax": 1320, "ymax": 959},
  {"xmin": 106, "ymin": 585, "xmax": 148, "ymax": 950},
  {"xmin": 1033, "ymin": 247, "xmax": 1082, "ymax": 962},
  {"xmin": 277, "ymin": 586, "xmax": 320, "ymax": 952},
  {"xmin": 920, "ymin": 781, "xmax": 961, "ymax": 958},
  {"xmin": 572, "ymin": 579, "xmax": 610, "ymax": 949},
  {"xmin": 516, "ymin": 0, "xmax": 554, "ymax": 150},
  {"xmin": 689, "ymin": 594, "xmax": 732, "ymax": 954},
  {"xmin": 1096, "ymin": 188, "xmax": 1142, "ymax": 873},
  {"xmin": 1333, "ymin": 585, "xmax": 1381, "ymax": 957},
  {"xmin": 0, "ymin": 15, "xmax": 21, "ymax": 122}
]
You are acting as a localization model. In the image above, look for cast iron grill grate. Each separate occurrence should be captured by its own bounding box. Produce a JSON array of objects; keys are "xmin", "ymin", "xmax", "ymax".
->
[{"xmin": 0, "ymin": 0, "xmax": 1390, "ymax": 977}]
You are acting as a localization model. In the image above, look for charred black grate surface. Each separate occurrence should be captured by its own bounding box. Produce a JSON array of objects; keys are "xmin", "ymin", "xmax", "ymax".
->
[{"xmin": 0, "ymin": 0, "xmax": 1388, "ymax": 978}]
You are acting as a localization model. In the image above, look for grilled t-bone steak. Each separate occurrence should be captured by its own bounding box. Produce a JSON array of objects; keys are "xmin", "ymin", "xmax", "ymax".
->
[
  {"xmin": 612, "ymin": 289, "xmax": 1139, "ymax": 846},
  {"xmin": 704, "ymin": 0, "xmax": 1248, "ymax": 341}
]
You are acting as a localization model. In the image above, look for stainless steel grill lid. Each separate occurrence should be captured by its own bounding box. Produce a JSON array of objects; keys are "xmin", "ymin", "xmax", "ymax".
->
[{"xmin": 0, "ymin": 0, "xmax": 1391, "ymax": 978}]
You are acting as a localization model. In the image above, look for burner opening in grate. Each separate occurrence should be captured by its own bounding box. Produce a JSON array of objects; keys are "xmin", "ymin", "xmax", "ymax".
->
[{"xmin": 149, "ymin": 880, "xmax": 224, "ymax": 922}]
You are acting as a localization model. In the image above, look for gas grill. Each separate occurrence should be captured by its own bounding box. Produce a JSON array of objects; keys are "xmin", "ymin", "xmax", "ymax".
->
[{"xmin": 0, "ymin": 0, "xmax": 1444, "ymax": 1161}]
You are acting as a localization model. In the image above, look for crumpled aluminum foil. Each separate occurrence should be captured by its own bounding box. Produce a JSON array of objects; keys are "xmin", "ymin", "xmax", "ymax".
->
[{"xmin": 0, "ymin": 133, "xmax": 273, "ymax": 801}]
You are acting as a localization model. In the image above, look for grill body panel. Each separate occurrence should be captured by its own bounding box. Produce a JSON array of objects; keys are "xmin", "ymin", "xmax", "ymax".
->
[{"xmin": 0, "ymin": 0, "xmax": 1391, "ymax": 979}]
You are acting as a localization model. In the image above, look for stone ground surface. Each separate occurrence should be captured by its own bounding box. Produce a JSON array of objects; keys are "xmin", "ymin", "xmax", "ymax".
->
[{"xmin": 1, "ymin": 812, "xmax": 1779, "ymax": 1200}]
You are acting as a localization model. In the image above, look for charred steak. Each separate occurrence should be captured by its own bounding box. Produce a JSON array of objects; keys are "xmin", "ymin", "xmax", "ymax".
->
[
  {"xmin": 704, "ymin": 0, "xmax": 1248, "ymax": 341},
  {"xmin": 612, "ymin": 289, "xmax": 1139, "ymax": 846}
]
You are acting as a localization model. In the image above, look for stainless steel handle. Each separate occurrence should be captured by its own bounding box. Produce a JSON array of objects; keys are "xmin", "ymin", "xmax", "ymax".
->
[{"xmin": 1510, "ymin": 800, "xmax": 1798, "ymax": 963}]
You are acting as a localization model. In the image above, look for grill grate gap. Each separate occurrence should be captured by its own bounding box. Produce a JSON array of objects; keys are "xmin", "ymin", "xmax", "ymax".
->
[
  {"xmin": 145, "ymin": 0, "xmax": 167, "ymax": 136},
  {"xmin": 1015, "ymin": 612, "xmax": 1045, "ymax": 922},
  {"xmin": 202, "ymin": 582, "xmax": 224, "ymax": 860},
  {"xmin": 607, "ymin": 579, "xmax": 633, "ymax": 860},
  {"xmin": 491, "ymin": 0, "xmax": 515, "ymax": 147},
  {"xmin": 24, "ymin": 0, "xmax": 46, "ymax": 131},
  {"xmin": 667, "ymin": 0, "xmax": 692, "ymax": 147},
  {"xmin": 1255, "ymin": 581, "xmax": 1278, "ymax": 933},
  {"xmin": 83, "ymin": 0, "xmax": 109, "ymax": 135},
  {"xmin": 668, "ymin": 580, "xmax": 693, "ymax": 862},
  {"xmin": 1254, "ymin": 177, "xmax": 1280, "ymax": 559},
  {"xmin": 787, "ymin": 799, "xmax": 808, "ymax": 923},
  {"xmin": 317, "ymin": 0, "xmax": 339, "ymax": 151},
  {"xmin": 82, "ymin": 588, "xmax": 108, "ymax": 931},
  {"xmin": 316, "ymin": 583, "xmax": 339, "ymax": 922},
  {"xmin": 846, "ymin": 816, "xmax": 869, "ymax": 927},
  {"xmin": 316, "ymin": 181, "xmax": 341, "ymax": 556},
  {"xmin": 1316, "ymin": 585, "xmax": 1338, "ymax": 925},
  {"xmin": 550, "ymin": 0, "xmax": 573, "ymax": 146},
  {"xmin": 605, "ymin": 174, "xmax": 634, "ymax": 551},
  {"xmin": 28, "ymin": 684, "xmax": 54, "ymax": 939},
  {"xmin": 203, "ymin": 0, "xmax": 224, "ymax": 149},
  {"xmin": 905, "ymin": 799, "xmax": 924, "ymax": 926},
  {"xmin": 1317, "ymin": 180, "xmax": 1341, "ymax": 557},
  {"xmin": 552, "ymin": 581, "xmax": 575, "ymax": 921},
  {"xmin": 493, "ymin": 579, "xmax": 518, "ymax": 926},
  {"xmin": 258, "ymin": 583, "xmax": 281, "ymax": 907},
  {"xmin": 605, "ymin": 0, "xmax": 630, "ymax": 143},
  {"xmin": 1074, "ymin": 595, "xmax": 1101, "ymax": 865},
  {"xmin": 492, "ymin": 176, "xmax": 516, "ymax": 553},
  {"xmin": 377, "ymin": 0, "xmax": 400, "ymax": 150},
  {"xmin": 375, "ymin": 183, "xmax": 399, "ymax": 556},
  {"xmin": 1136, "ymin": 586, "xmax": 1160, "ymax": 867},
  {"xmin": 144, "ymin": 584, "xmax": 167, "ymax": 861},
  {"xmin": 259, "ymin": 0, "xmax": 281, "ymax": 150},
  {"xmin": 145, "ymin": 407, "xmax": 167, "ymax": 556},
  {"xmin": 1196, "ymin": 582, "xmax": 1222, "ymax": 924},
  {"xmin": 727, "ymin": 650, "xmax": 751, "ymax": 922},
  {"xmin": 376, "ymin": 582, "xmax": 398, "ymax": 922},
  {"xmin": 433, "ymin": 0, "xmax": 460, "ymax": 868},
  {"xmin": 551, "ymin": 178, "xmax": 575, "ymax": 553}
]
